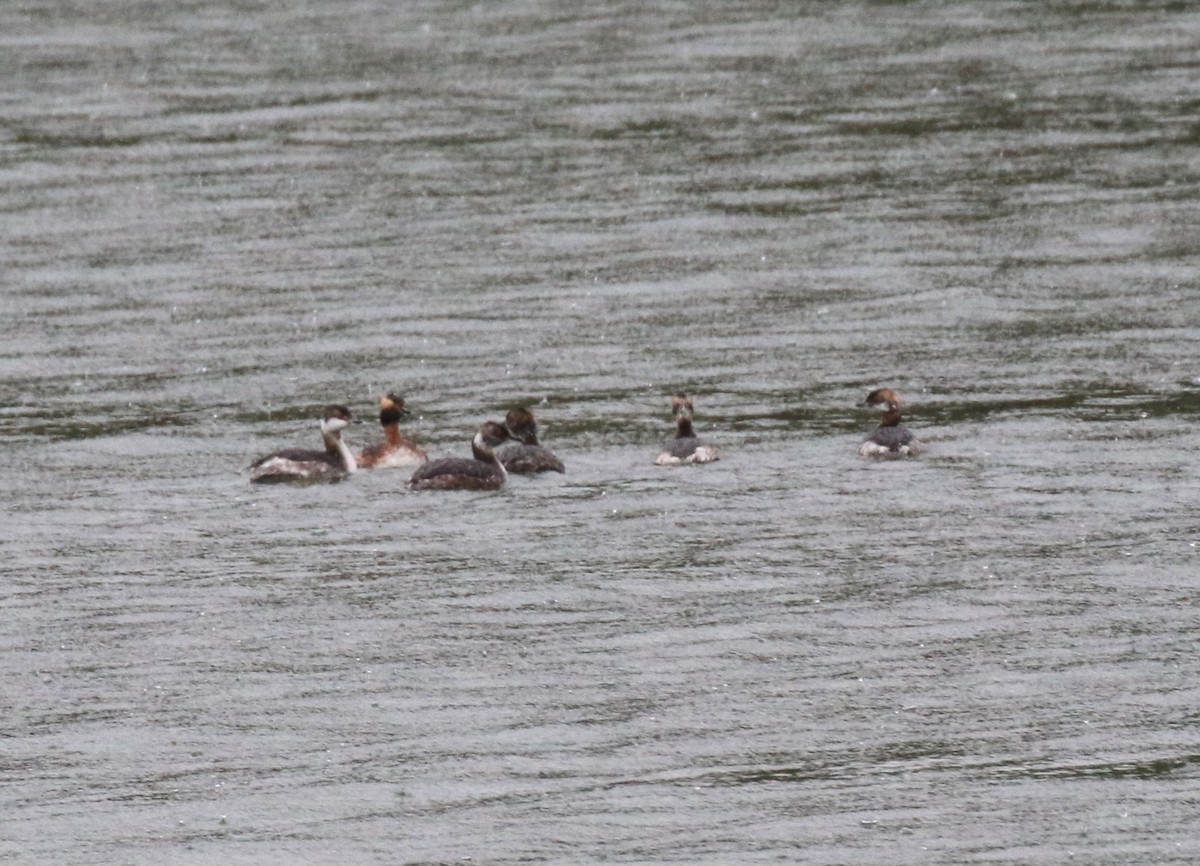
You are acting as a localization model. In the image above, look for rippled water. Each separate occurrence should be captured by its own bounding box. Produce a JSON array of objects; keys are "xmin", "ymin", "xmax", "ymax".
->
[{"xmin": 4, "ymin": 2, "xmax": 1200, "ymax": 863}]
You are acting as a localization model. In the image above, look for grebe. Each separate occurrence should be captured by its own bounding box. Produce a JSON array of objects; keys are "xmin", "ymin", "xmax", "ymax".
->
[
  {"xmin": 408, "ymin": 421, "xmax": 515, "ymax": 490},
  {"xmin": 858, "ymin": 388, "xmax": 924, "ymax": 458},
  {"xmin": 357, "ymin": 393, "xmax": 427, "ymax": 468},
  {"xmin": 250, "ymin": 405, "xmax": 360, "ymax": 483},
  {"xmin": 497, "ymin": 407, "xmax": 565, "ymax": 474},
  {"xmin": 654, "ymin": 394, "xmax": 720, "ymax": 466}
]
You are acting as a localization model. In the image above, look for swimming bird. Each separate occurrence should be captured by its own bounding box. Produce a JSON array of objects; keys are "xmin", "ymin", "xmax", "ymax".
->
[
  {"xmin": 408, "ymin": 421, "xmax": 515, "ymax": 490},
  {"xmin": 655, "ymin": 394, "xmax": 720, "ymax": 466},
  {"xmin": 250, "ymin": 405, "xmax": 360, "ymax": 483},
  {"xmin": 357, "ymin": 393, "xmax": 427, "ymax": 468},
  {"xmin": 858, "ymin": 388, "xmax": 924, "ymax": 458},
  {"xmin": 497, "ymin": 407, "xmax": 565, "ymax": 474}
]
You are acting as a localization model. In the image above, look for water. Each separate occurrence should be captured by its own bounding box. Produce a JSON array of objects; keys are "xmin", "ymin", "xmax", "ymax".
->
[{"xmin": 3, "ymin": 1, "xmax": 1200, "ymax": 863}]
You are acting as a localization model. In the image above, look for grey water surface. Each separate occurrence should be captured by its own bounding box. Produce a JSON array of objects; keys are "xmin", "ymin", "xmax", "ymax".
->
[{"xmin": 3, "ymin": 1, "xmax": 1200, "ymax": 863}]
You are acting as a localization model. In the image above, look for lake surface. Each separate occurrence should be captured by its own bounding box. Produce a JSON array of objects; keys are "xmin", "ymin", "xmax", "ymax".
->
[{"xmin": 3, "ymin": 1, "xmax": 1200, "ymax": 863}]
